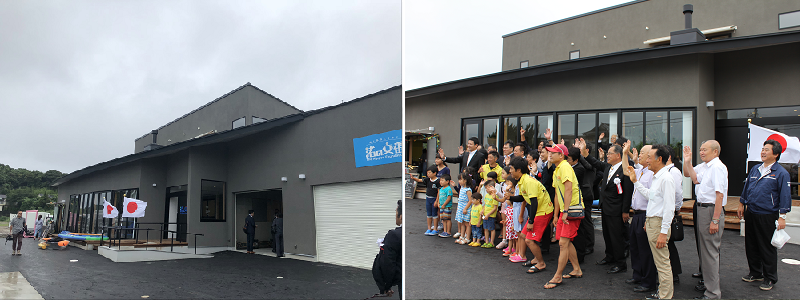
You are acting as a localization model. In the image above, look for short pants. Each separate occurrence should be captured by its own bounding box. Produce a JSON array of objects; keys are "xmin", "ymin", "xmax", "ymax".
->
[
  {"xmin": 439, "ymin": 208, "xmax": 451, "ymax": 220},
  {"xmin": 512, "ymin": 201, "xmax": 528, "ymax": 232},
  {"xmin": 425, "ymin": 197, "xmax": 438, "ymax": 218},
  {"xmin": 483, "ymin": 217, "xmax": 495, "ymax": 231},
  {"xmin": 555, "ymin": 212, "xmax": 580, "ymax": 241},
  {"xmin": 521, "ymin": 213, "xmax": 553, "ymax": 242},
  {"xmin": 471, "ymin": 225, "xmax": 483, "ymax": 240}
]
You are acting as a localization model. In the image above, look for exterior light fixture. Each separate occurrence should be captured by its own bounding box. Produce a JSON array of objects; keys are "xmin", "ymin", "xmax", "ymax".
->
[
  {"xmin": 428, "ymin": 127, "xmax": 435, "ymax": 131},
  {"xmin": 646, "ymin": 26, "xmax": 649, "ymax": 30},
  {"xmin": 571, "ymin": 42, "xmax": 574, "ymax": 46},
  {"xmin": 603, "ymin": 35, "xmax": 607, "ymax": 39},
  {"xmin": 299, "ymin": 174, "xmax": 306, "ymax": 179},
  {"xmin": 152, "ymin": 183, "xmax": 157, "ymax": 187},
  {"xmin": 281, "ymin": 177, "xmax": 288, "ymax": 182},
  {"xmin": 706, "ymin": 101, "xmax": 714, "ymax": 107}
]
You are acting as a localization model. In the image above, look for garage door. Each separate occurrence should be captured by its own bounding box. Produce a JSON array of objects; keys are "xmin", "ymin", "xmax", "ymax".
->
[{"xmin": 314, "ymin": 178, "xmax": 401, "ymax": 269}]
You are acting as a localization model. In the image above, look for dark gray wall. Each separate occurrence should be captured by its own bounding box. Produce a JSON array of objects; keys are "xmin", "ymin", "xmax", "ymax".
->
[
  {"xmin": 502, "ymin": 0, "xmax": 800, "ymax": 70},
  {"xmin": 186, "ymin": 144, "xmax": 229, "ymax": 247},
  {"xmin": 225, "ymin": 87, "xmax": 402, "ymax": 255},
  {"xmin": 134, "ymin": 86, "xmax": 301, "ymax": 153},
  {"xmin": 59, "ymin": 87, "xmax": 401, "ymax": 255},
  {"xmin": 407, "ymin": 54, "xmax": 708, "ymax": 153},
  {"xmin": 714, "ymin": 43, "xmax": 800, "ymax": 110}
]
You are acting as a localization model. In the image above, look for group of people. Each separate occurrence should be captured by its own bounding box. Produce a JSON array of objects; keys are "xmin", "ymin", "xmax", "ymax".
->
[
  {"xmin": 415, "ymin": 127, "xmax": 792, "ymax": 299},
  {"xmin": 243, "ymin": 209, "xmax": 283, "ymax": 257}
]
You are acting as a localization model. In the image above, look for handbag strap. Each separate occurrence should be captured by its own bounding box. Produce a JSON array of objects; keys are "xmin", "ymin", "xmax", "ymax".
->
[{"xmin": 556, "ymin": 180, "xmax": 583, "ymax": 209}]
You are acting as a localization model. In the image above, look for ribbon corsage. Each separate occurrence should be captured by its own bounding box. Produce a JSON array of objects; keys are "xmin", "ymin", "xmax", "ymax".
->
[{"xmin": 613, "ymin": 177, "xmax": 623, "ymax": 194}]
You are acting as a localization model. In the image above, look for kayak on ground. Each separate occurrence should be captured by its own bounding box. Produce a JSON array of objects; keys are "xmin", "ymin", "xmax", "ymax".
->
[{"xmin": 58, "ymin": 231, "xmax": 109, "ymax": 241}]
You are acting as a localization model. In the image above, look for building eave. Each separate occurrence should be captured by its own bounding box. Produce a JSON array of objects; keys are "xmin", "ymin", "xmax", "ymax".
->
[{"xmin": 406, "ymin": 30, "xmax": 800, "ymax": 99}]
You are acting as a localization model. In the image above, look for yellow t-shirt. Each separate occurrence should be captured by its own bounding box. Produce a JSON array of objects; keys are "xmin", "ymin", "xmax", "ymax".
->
[
  {"xmin": 470, "ymin": 204, "xmax": 483, "ymax": 225},
  {"xmin": 480, "ymin": 164, "xmax": 505, "ymax": 183},
  {"xmin": 483, "ymin": 194, "xmax": 499, "ymax": 218},
  {"xmin": 552, "ymin": 160, "xmax": 583, "ymax": 210},
  {"xmin": 518, "ymin": 174, "xmax": 554, "ymax": 216}
]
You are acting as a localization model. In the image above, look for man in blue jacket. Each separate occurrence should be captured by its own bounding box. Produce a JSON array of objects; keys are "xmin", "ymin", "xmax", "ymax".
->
[{"xmin": 738, "ymin": 139, "xmax": 792, "ymax": 291}]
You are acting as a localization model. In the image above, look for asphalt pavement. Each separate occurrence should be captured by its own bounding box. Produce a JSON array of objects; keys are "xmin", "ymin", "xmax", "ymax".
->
[
  {"xmin": 406, "ymin": 197, "xmax": 800, "ymax": 299},
  {"xmin": 0, "ymin": 238, "xmax": 384, "ymax": 299}
]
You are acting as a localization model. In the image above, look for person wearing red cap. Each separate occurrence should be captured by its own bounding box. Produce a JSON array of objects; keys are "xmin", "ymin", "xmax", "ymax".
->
[{"xmin": 542, "ymin": 143, "xmax": 584, "ymax": 289}]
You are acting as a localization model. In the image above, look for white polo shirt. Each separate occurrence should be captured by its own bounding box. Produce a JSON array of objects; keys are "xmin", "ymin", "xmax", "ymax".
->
[
  {"xmin": 666, "ymin": 164, "xmax": 684, "ymax": 212},
  {"xmin": 693, "ymin": 157, "xmax": 728, "ymax": 206}
]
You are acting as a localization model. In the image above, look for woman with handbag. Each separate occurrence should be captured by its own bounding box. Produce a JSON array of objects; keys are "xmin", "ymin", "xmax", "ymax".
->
[{"xmin": 542, "ymin": 144, "xmax": 584, "ymax": 290}]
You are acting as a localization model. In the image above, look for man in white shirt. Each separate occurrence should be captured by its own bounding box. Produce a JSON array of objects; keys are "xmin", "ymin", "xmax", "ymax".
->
[
  {"xmin": 683, "ymin": 141, "xmax": 728, "ymax": 299},
  {"xmin": 665, "ymin": 155, "xmax": 684, "ymax": 282},
  {"xmin": 622, "ymin": 143, "xmax": 657, "ymax": 293},
  {"xmin": 627, "ymin": 144, "xmax": 676, "ymax": 299}
]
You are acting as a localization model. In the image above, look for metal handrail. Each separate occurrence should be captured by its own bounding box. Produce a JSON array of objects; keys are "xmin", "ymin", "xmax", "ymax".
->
[{"xmin": 134, "ymin": 222, "xmax": 188, "ymax": 243}]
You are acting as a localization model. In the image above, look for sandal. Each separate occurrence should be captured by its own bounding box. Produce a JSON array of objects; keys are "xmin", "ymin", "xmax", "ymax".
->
[
  {"xmin": 543, "ymin": 281, "xmax": 562, "ymax": 289},
  {"xmin": 522, "ymin": 259, "xmax": 539, "ymax": 267},
  {"xmin": 509, "ymin": 255, "xmax": 527, "ymax": 263},
  {"xmin": 527, "ymin": 266, "xmax": 547, "ymax": 274},
  {"xmin": 562, "ymin": 273, "xmax": 583, "ymax": 279}
]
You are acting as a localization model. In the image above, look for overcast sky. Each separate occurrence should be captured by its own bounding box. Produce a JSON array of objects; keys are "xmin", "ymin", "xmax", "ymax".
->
[
  {"xmin": 404, "ymin": 0, "xmax": 630, "ymax": 91},
  {"xmin": 0, "ymin": 0, "xmax": 400, "ymax": 174}
]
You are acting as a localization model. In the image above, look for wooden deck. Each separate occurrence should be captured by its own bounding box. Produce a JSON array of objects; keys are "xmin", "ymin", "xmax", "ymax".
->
[{"xmin": 678, "ymin": 198, "xmax": 800, "ymax": 230}]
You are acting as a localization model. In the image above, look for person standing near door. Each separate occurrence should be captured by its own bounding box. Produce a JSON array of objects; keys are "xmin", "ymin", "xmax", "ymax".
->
[
  {"xmin": 272, "ymin": 212, "xmax": 284, "ymax": 257},
  {"xmin": 245, "ymin": 210, "xmax": 257, "ymax": 254}
]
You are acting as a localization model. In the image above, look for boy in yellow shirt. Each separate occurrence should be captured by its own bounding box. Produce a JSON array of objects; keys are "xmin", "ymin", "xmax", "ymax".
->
[
  {"xmin": 481, "ymin": 180, "xmax": 499, "ymax": 248},
  {"xmin": 469, "ymin": 193, "xmax": 484, "ymax": 247}
]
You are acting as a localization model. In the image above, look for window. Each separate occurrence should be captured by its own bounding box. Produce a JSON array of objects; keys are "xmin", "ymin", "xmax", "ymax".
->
[
  {"xmin": 578, "ymin": 113, "xmax": 596, "ymax": 154},
  {"xmin": 669, "ymin": 111, "xmax": 693, "ymax": 199},
  {"xmin": 520, "ymin": 60, "xmax": 529, "ymax": 68},
  {"xmin": 779, "ymin": 10, "xmax": 800, "ymax": 29},
  {"xmin": 253, "ymin": 116, "xmax": 268, "ymax": 124},
  {"xmin": 537, "ymin": 115, "xmax": 554, "ymax": 148},
  {"xmin": 569, "ymin": 50, "xmax": 580, "ymax": 60},
  {"xmin": 201, "ymin": 180, "xmax": 226, "ymax": 222},
  {"xmin": 645, "ymin": 111, "xmax": 668, "ymax": 145},
  {"xmin": 622, "ymin": 112, "xmax": 643, "ymax": 148},
  {"xmin": 520, "ymin": 116, "xmax": 536, "ymax": 150},
  {"xmin": 557, "ymin": 114, "xmax": 576, "ymax": 148},
  {"xmin": 232, "ymin": 117, "xmax": 246, "ymax": 129},
  {"xmin": 483, "ymin": 118, "xmax": 499, "ymax": 150},
  {"xmin": 503, "ymin": 117, "xmax": 519, "ymax": 145}
]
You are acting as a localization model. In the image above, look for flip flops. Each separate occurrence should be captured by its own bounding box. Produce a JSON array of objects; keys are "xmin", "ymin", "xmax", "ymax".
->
[
  {"xmin": 544, "ymin": 281, "xmax": 562, "ymax": 289},
  {"xmin": 509, "ymin": 255, "xmax": 526, "ymax": 263},
  {"xmin": 562, "ymin": 273, "xmax": 583, "ymax": 279},
  {"xmin": 527, "ymin": 266, "xmax": 546, "ymax": 274}
]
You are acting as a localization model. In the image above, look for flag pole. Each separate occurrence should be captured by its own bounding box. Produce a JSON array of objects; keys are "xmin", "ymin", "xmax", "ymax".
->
[{"xmin": 747, "ymin": 118, "xmax": 751, "ymax": 175}]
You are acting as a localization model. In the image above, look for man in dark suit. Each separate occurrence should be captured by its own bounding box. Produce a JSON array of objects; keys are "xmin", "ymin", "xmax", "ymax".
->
[
  {"xmin": 245, "ymin": 210, "xmax": 256, "ymax": 254},
  {"xmin": 373, "ymin": 200, "xmax": 403, "ymax": 298},
  {"xmin": 581, "ymin": 140, "xmax": 633, "ymax": 274},
  {"xmin": 272, "ymin": 212, "xmax": 284, "ymax": 257},
  {"xmin": 567, "ymin": 145, "xmax": 596, "ymax": 263},
  {"xmin": 439, "ymin": 137, "xmax": 486, "ymax": 182}
]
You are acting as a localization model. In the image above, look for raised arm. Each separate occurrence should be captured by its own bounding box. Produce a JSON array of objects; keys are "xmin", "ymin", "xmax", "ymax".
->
[{"xmin": 682, "ymin": 146, "xmax": 698, "ymax": 184}]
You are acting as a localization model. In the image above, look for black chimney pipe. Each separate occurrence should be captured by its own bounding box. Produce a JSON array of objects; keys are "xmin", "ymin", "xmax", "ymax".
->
[
  {"xmin": 683, "ymin": 4, "xmax": 693, "ymax": 29},
  {"xmin": 151, "ymin": 130, "xmax": 158, "ymax": 144}
]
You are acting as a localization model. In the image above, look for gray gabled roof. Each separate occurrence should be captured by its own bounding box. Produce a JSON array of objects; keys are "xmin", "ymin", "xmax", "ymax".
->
[
  {"xmin": 53, "ymin": 85, "xmax": 401, "ymax": 187},
  {"xmin": 134, "ymin": 82, "xmax": 302, "ymax": 141}
]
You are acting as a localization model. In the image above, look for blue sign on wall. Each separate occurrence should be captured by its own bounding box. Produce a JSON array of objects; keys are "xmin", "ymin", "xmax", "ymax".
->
[{"xmin": 353, "ymin": 129, "xmax": 402, "ymax": 168}]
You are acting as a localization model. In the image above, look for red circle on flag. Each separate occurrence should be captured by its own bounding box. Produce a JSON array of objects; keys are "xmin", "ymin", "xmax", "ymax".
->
[
  {"xmin": 766, "ymin": 134, "xmax": 787, "ymax": 153},
  {"xmin": 106, "ymin": 205, "xmax": 113, "ymax": 214},
  {"xmin": 127, "ymin": 202, "xmax": 138, "ymax": 213}
]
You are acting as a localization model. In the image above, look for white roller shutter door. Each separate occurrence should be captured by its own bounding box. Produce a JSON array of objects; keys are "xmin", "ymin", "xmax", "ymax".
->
[{"xmin": 314, "ymin": 178, "xmax": 400, "ymax": 269}]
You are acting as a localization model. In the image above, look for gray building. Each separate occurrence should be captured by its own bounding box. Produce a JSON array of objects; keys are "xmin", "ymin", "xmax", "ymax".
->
[
  {"xmin": 54, "ymin": 83, "xmax": 402, "ymax": 269},
  {"xmin": 406, "ymin": 0, "xmax": 800, "ymax": 198}
]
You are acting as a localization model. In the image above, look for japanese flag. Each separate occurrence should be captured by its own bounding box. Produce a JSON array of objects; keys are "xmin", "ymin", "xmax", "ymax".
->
[
  {"xmin": 122, "ymin": 197, "xmax": 147, "ymax": 218},
  {"xmin": 102, "ymin": 200, "xmax": 118, "ymax": 218},
  {"xmin": 748, "ymin": 123, "xmax": 800, "ymax": 163}
]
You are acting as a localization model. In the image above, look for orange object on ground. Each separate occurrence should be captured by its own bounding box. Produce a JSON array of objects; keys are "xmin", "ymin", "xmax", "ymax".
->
[{"xmin": 58, "ymin": 241, "xmax": 70, "ymax": 247}]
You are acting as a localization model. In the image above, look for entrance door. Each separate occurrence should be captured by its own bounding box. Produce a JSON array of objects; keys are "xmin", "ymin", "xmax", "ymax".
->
[
  {"xmin": 164, "ymin": 185, "xmax": 188, "ymax": 242},
  {"xmin": 234, "ymin": 190, "xmax": 283, "ymax": 251}
]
